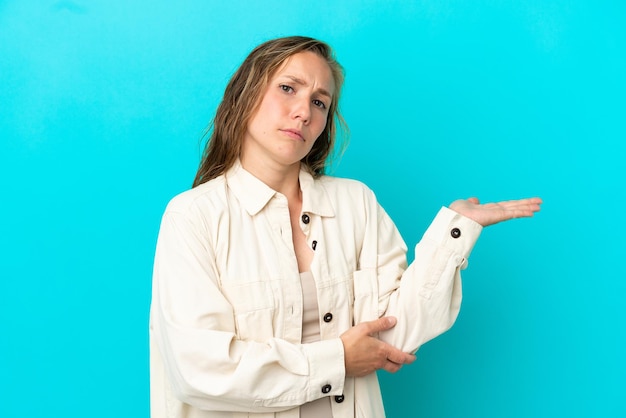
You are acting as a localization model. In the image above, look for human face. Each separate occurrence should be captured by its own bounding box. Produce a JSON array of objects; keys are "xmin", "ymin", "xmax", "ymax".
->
[{"xmin": 241, "ymin": 51, "xmax": 335, "ymax": 172}]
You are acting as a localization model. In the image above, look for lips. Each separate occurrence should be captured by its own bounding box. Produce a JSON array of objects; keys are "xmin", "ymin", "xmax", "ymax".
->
[{"xmin": 280, "ymin": 128, "xmax": 304, "ymax": 141}]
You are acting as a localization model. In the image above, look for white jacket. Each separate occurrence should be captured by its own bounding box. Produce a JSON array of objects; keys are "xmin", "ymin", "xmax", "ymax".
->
[{"xmin": 149, "ymin": 161, "xmax": 482, "ymax": 418}]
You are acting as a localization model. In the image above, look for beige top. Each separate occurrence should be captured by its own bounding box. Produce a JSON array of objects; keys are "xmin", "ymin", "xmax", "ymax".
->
[{"xmin": 299, "ymin": 271, "xmax": 333, "ymax": 418}]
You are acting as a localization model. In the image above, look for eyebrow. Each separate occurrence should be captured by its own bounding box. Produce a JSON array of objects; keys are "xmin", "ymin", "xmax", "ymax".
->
[{"xmin": 283, "ymin": 75, "xmax": 333, "ymax": 100}]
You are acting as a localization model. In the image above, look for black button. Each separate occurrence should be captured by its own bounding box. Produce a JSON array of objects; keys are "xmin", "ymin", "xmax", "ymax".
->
[
  {"xmin": 451, "ymin": 228, "xmax": 461, "ymax": 238},
  {"xmin": 312, "ymin": 240, "xmax": 318, "ymax": 250},
  {"xmin": 301, "ymin": 214, "xmax": 310, "ymax": 224},
  {"xmin": 334, "ymin": 395, "xmax": 345, "ymax": 403},
  {"xmin": 321, "ymin": 384, "xmax": 332, "ymax": 394},
  {"xmin": 323, "ymin": 312, "xmax": 333, "ymax": 322}
]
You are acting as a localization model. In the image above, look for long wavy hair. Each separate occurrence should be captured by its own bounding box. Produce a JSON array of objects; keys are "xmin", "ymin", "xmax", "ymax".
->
[{"xmin": 192, "ymin": 36, "xmax": 348, "ymax": 187}]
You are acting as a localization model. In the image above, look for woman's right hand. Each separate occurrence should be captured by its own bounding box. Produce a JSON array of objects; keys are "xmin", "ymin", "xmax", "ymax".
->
[{"xmin": 340, "ymin": 316, "xmax": 416, "ymax": 377}]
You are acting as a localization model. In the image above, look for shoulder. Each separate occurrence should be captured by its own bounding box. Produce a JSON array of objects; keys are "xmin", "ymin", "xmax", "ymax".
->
[
  {"xmin": 163, "ymin": 175, "xmax": 229, "ymax": 218},
  {"xmin": 317, "ymin": 175, "xmax": 378, "ymax": 201},
  {"xmin": 312, "ymin": 175, "xmax": 382, "ymax": 219}
]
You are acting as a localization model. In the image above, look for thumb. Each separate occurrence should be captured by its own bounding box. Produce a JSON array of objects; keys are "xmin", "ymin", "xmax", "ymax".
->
[{"xmin": 368, "ymin": 316, "xmax": 397, "ymax": 334}]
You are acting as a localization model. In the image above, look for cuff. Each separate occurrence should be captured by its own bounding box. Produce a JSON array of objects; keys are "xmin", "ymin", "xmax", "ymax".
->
[
  {"xmin": 301, "ymin": 338, "xmax": 345, "ymax": 400},
  {"xmin": 422, "ymin": 207, "xmax": 483, "ymax": 264}
]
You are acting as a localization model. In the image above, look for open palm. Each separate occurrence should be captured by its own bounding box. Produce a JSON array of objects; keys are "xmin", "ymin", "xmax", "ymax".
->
[{"xmin": 449, "ymin": 197, "xmax": 542, "ymax": 227}]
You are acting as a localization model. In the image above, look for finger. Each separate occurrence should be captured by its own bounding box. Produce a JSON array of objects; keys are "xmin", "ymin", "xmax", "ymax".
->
[
  {"xmin": 504, "ymin": 201, "xmax": 542, "ymax": 215},
  {"xmin": 485, "ymin": 200, "xmax": 542, "ymax": 217},
  {"xmin": 365, "ymin": 316, "xmax": 397, "ymax": 334},
  {"xmin": 507, "ymin": 209, "xmax": 537, "ymax": 219},
  {"xmin": 382, "ymin": 353, "xmax": 415, "ymax": 373},
  {"xmin": 492, "ymin": 197, "xmax": 543, "ymax": 208},
  {"xmin": 487, "ymin": 207, "xmax": 537, "ymax": 221},
  {"xmin": 385, "ymin": 348, "xmax": 416, "ymax": 365},
  {"xmin": 382, "ymin": 360, "xmax": 403, "ymax": 374}
]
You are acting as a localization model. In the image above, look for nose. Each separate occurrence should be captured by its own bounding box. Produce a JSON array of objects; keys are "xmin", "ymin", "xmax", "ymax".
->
[{"xmin": 292, "ymin": 97, "xmax": 311, "ymax": 125}]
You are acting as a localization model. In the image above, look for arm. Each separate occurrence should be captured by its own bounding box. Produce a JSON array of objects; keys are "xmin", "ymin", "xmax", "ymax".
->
[
  {"xmin": 150, "ymin": 209, "xmax": 345, "ymax": 412},
  {"xmin": 377, "ymin": 206, "xmax": 482, "ymax": 352},
  {"xmin": 372, "ymin": 197, "xmax": 542, "ymax": 353}
]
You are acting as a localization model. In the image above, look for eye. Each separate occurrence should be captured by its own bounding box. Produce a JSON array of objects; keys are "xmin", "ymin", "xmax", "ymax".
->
[
  {"xmin": 280, "ymin": 84, "xmax": 294, "ymax": 93},
  {"xmin": 313, "ymin": 99, "xmax": 327, "ymax": 110}
]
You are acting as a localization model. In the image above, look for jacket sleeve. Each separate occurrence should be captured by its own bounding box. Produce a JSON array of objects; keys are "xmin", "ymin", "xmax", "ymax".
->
[
  {"xmin": 354, "ymin": 193, "xmax": 482, "ymax": 353},
  {"xmin": 150, "ymin": 208, "xmax": 345, "ymax": 412}
]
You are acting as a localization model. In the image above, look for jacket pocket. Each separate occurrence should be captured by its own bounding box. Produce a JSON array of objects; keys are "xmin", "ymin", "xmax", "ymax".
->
[
  {"xmin": 221, "ymin": 280, "xmax": 276, "ymax": 342},
  {"xmin": 234, "ymin": 308, "xmax": 275, "ymax": 342}
]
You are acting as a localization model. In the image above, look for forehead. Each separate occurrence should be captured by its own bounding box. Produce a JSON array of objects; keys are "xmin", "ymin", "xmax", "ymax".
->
[{"xmin": 273, "ymin": 51, "xmax": 335, "ymax": 97}]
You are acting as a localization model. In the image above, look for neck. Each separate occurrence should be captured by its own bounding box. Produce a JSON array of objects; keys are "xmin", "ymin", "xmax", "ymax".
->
[{"xmin": 240, "ymin": 157, "xmax": 302, "ymax": 201}]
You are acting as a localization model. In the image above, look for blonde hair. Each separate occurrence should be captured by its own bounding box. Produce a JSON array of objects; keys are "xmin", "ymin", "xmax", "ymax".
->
[{"xmin": 192, "ymin": 36, "xmax": 347, "ymax": 187}]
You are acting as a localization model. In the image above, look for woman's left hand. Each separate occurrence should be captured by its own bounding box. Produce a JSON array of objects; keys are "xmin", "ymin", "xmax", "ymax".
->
[{"xmin": 449, "ymin": 197, "xmax": 542, "ymax": 227}]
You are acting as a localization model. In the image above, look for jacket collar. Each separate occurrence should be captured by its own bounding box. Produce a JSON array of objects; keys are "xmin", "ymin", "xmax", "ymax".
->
[{"xmin": 226, "ymin": 160, "xmax": 335, "ymax": 218}]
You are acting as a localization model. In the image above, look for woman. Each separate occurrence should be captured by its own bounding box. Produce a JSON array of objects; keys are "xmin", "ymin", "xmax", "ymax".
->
[{"xmin": 149, "ymin": 36, "xmax": 541, "ymax": 418}]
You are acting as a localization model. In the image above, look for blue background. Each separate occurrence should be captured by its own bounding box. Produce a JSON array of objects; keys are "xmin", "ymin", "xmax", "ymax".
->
[{"xmin": 1, "ymin": 1, "xmax": 624, "ymax": 417}]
